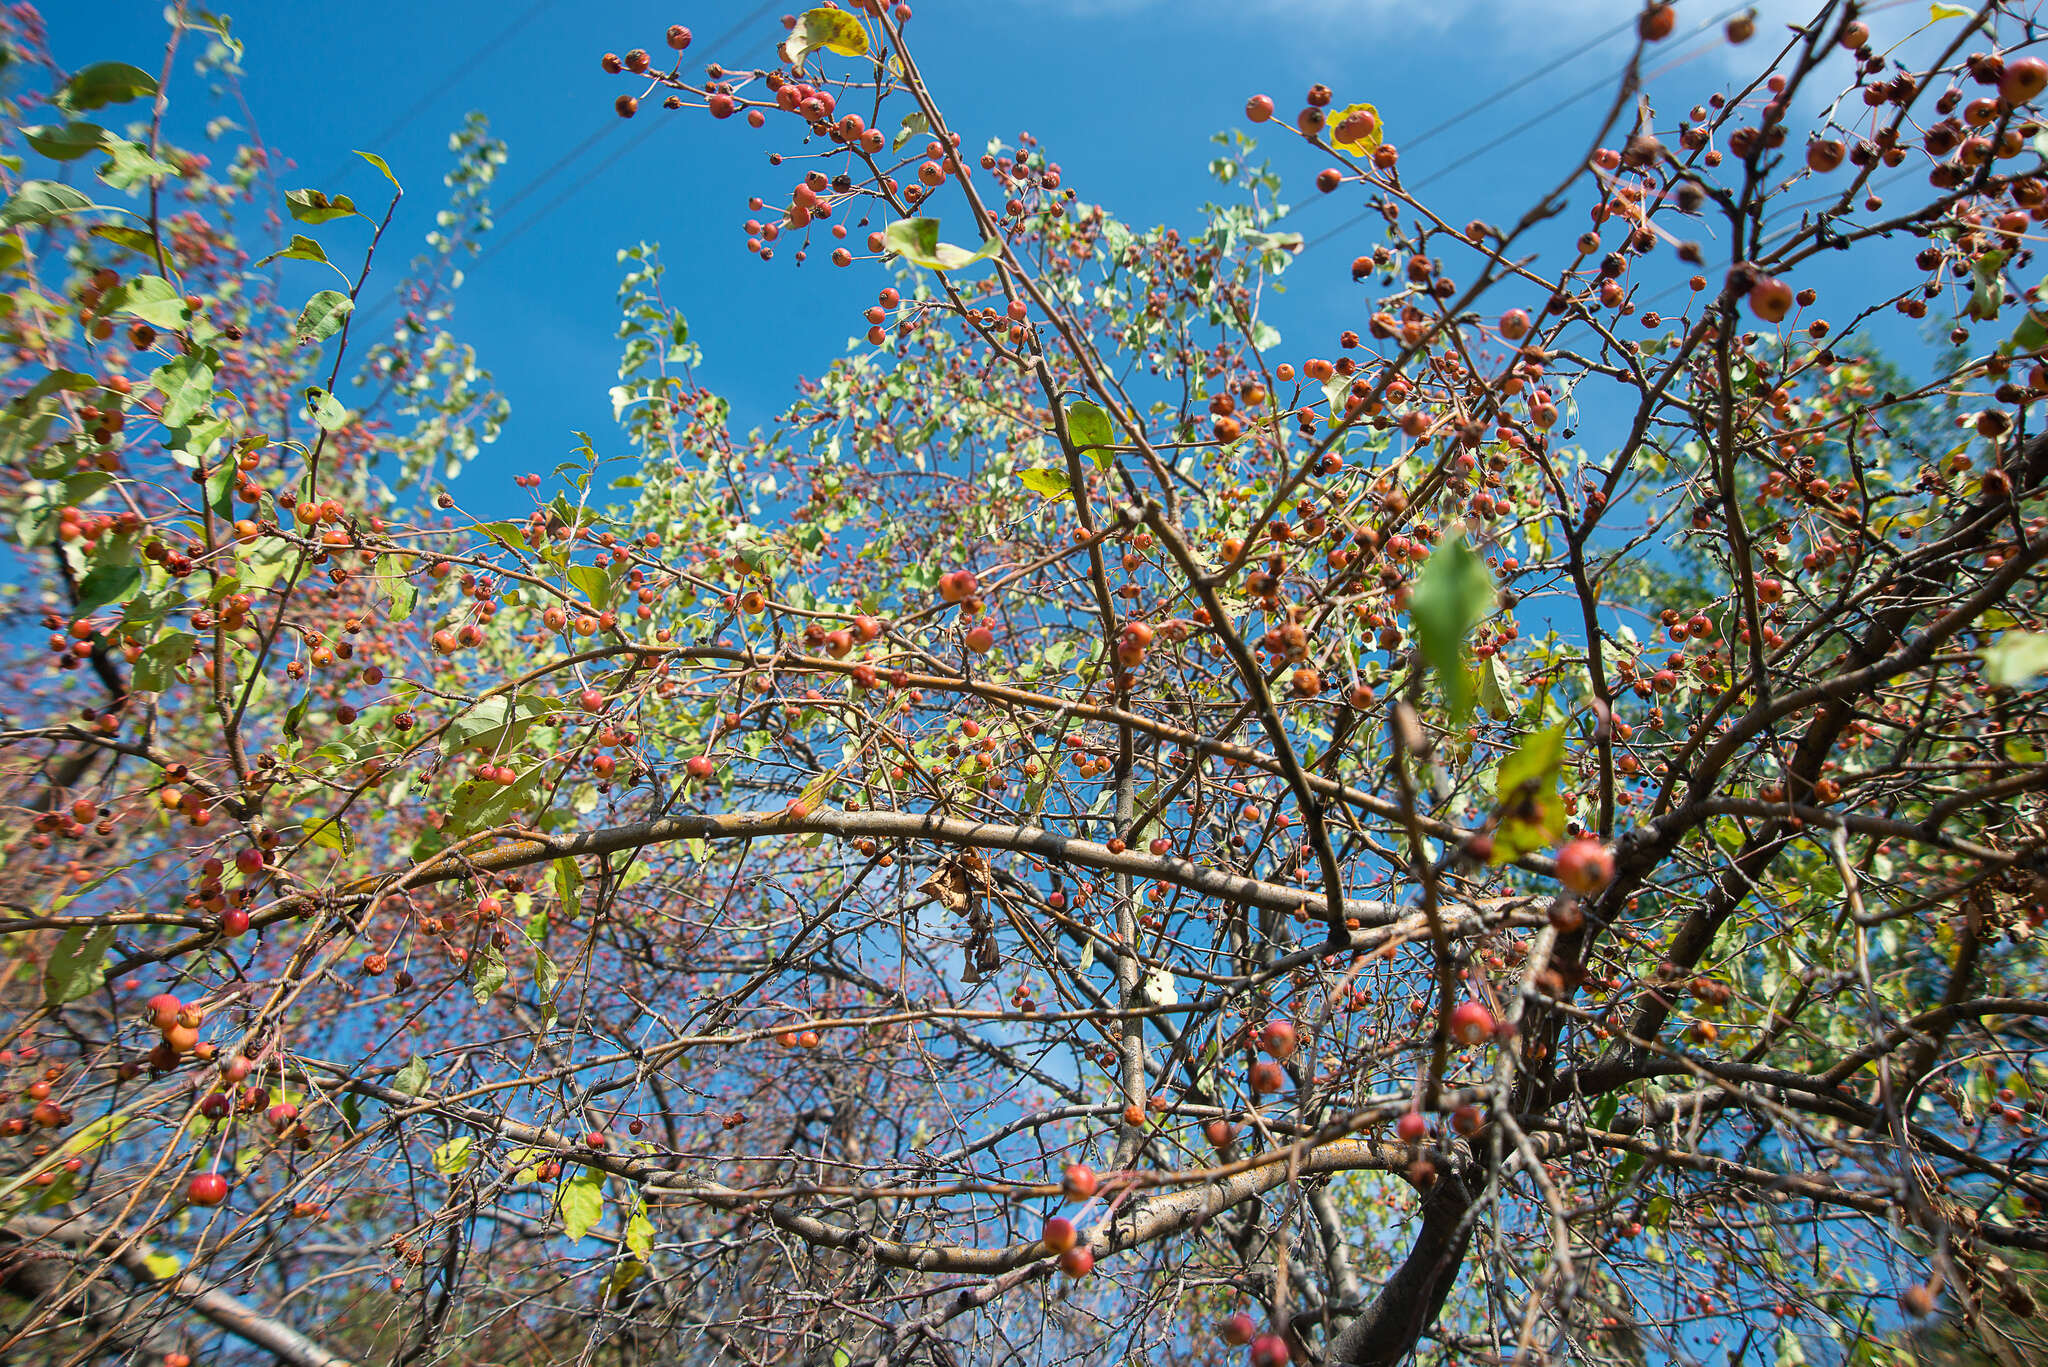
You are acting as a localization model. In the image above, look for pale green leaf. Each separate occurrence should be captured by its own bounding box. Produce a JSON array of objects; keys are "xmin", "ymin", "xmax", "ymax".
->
[
  {"xmin": 559, "ymin": 1165, "xmax": 604, "ymax": 1241},
  {"xmin": 882, "ymin": 216, "xmax": 1002, "ymax": 272},
  {"xmin": 1017, "ymin": 466, "xmax": 1070, "ymax": 498},
  {"xmin": 1410, "ymin": 533, "xmax": 1494, "ymax": 725},
  {"xmin": 294, "ymin": 289, "xmax": 353, "ymax": 343},
  {"xmin": 431, "ymin": 1135, "xmax": 473, "ymax": 1177},
  {"xmin": 43, "ymin": 924, "xmax": 116, "ymax": 1004},
  {"xmin": 57, "ymin": 62, "xmax": 158, "ymax": 113},
  {"xmin": 1984, "ymin": 632, "xmax": 2048, "ymax": 689}
]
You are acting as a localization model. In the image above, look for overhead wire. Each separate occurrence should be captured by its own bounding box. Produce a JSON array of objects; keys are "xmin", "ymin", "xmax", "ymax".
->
[
  {"xmin": 325, "ymin": 0, "xmax": 560, "ymax": 187},
  {"xmin": 1295, "ymin": 0, "xmax": 1757, "ymax": 254},
  {"xmin": 351, "ymin": 0, "xmax": 779, "ymax": 333}
]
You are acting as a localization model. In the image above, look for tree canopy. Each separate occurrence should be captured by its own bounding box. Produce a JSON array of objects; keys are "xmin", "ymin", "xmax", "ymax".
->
[{"xmin": 4, "ymin": 3, "xmax": 2048, "ymax": 1366}]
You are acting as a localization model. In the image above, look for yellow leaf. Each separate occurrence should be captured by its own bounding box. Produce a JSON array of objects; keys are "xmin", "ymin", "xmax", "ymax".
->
[
  {"xmin": 1329, "ymin": 102, "xmax": 1384, "ymax": 157},
  {"xmin": 791, "ymin": 8, "xmax": 870, "ymax": 65}
]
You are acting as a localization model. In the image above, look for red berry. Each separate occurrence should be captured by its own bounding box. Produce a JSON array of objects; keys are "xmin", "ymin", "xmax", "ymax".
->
[
  {"xmin": 1449, "ymin": 1000, "xmax": 1495, "ymax": 1047},
  {"xmin": 1396, "ymin": 1110, "xmax": 1429, "ymax": 1143},
  {"xmin": 187, "ymin": 1172, "xmax": 229, "ymax": 1206},
  {"xmin": 1221, "ymin": 1314, "xmax": 1256, "ymax": 1347},
  {"xmin": 1061, "ymin": 1163, "xmax": 1097, "ymax": 1199},
  {"xmin": 1250, "ymin": 1333, "xmax": 1291, "ymax": 1367},
  {"xmin": 1245, "ymin": 95, "xmax": 1274, "ymax": 123},
  {"xmin": 1747, "ymin": 276, "xmax": 1793, "ymax": 323},
  {"xmin": 1556, "ymin": 837, "xmax": 1615, "ymax": 895},
  {"xmin": 1042, "ymin": 1215, "xmax": 1078, "ymax": 1253},
  {"xmin": 1259, "ymin": 1019, "xmax": 1297, "ymax": 1061},
  {"xmin": 1058, "ymin": 1245, "xmax": 1094, "ymax": 1277},
  {"xmin": 1250, "ymin": 1060, "xmax": 1287, "ymax": 1093}
]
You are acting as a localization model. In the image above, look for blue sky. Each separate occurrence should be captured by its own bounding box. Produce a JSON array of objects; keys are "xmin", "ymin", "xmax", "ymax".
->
[{"xmin": 40, "ymin": 0, "xmax": 1950, "ymax": 511}]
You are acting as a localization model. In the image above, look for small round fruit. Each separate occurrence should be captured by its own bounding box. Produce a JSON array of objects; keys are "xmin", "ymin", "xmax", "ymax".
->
[
  {"xmin": 2004, "ymin": 57, "xmax": 2048, "ymax": 104},
  {"xmin": 1042, "ymin": 1215, "xmax": 1078, "ymax": 1253},
  {"xmin": 1058, "ymin": 1246, "xmax": 1094, "ymax": 1278},
  {"xmin": 1747, "ymin": 275, "xmax": 1793, "ymax": 323},
  {"xmin": 1449, "ymin": 1000, "xmax": 1495, "ymax": 1047},
  {"xmin": 1246, "ymin": 95, "xmax": 1274, "ymax": 123},
  {"xmin": 1638, "ymin": 3, "xmax": 1675, "ymax": 41},
  {"xmin": 186, "ymin": 1172, "xmax": 229, "ymax": 1206},
  {"xmin": 1259, "ymin": 1019, "xmax": 1298, "ymax": 1061},
  {"xmin": 965, "ymin": 624, "xmax": 995, "ymax": 654},
  {"xmin": 1061, "ymin": 1163, "xmax": 1098, "ymax": 1199},
  {"xmin": 1221, "ymin": 1313, "xmax": 1257, "ymax": 1347},
  {"xmin": 1396, "ymin": 1110, "xmax": 1429, "ymax": 1143},
  {"xmin": 1205, "ymin": 1118, "xmax": 1238, "ymax": 1148},
  {"xmin": 1556, "ymin": 837, "xmax": 1616, "ymax": 895},
  {"xmin": 1250, "ymin": 1060, "xmax": 1287, "ymax": 1093},
  {"xmin": 615, "ymin": 94, "xmax": 638, "ymax": 119},
  {"xmin": 1499, "ymin": 308, "xmax": 1531, "ymax": 340},
  {"xmin": 1250, "ymin": 1333, "xmax": 1292, "ymax": 1367}
]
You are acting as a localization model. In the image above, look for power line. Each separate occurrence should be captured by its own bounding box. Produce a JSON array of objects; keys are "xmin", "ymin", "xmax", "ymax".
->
[
  {"xmin": 327, "ymin": 0, "xmax": 560, "ymax": 186},
  {"xmin": 352, "ymin": 0, "xmax": 780, "ymax": 333},
  {"xmin": 1298, "ymin": 1, "xmax": 1755, "ymax": 254},
  {"xmin": 1404, "ymin": 12, "xmax": 1644, "ymax": 151}
]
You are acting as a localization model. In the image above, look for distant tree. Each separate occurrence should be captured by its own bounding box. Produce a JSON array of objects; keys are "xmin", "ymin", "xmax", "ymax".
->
[{"xmin": 3, "ymin": 3, "xmax": 2048, "ymax": 1367}]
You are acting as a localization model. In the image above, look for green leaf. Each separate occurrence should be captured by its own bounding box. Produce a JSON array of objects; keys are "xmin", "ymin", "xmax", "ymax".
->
[
  {"xmin": 154, "ymin": 354, "xmax": 214, "ymax": 428},
  {"xmin": 1410, "ymin": 533, "xmax": 1495, "ymax": 726},
  {"xmin": 1969, "ymin": 249, "xmax": 2008, "ymax": 322},
  {"xmin": 63, "ymin": 1113, "xmax": 128, "ymax": 1155},
  {"xmin": 431, "ymin": 1135, "xmax": 473, "ymax": 1177},
  {"xmin": 567, "ymin": 562, "xmax": 614, "ymax": 610},
  {"xmin": 304, "ymin": 817, "xmax": 354, "ymax": 856},
  {"xmin": 554, "ymin": 858, "xmax": 583, "ymax": 920},
  {"xmin": 294, "ymin": 289, "xmax": 353, "ymax": 343},
  {"xmin": 132, "ymin": 632, "xmax": 195, "ymax": 692},
  {"xmin": 789, "ymin": 7, "xmax": 870, "ymax": 66},
  {"xmin": 448, "ymin": 691, "xmax": 550, "ymax": 754},
  {"xmin": 625, "ymin": 1208, "xmax": 655, "ymax": 1261},
  {"xmin": 532, "ymin": 946, "xmax": 561, "ymax": 1020},
  {"xmin": 1930, "ymin": 2, "xmax": 1975, "ymax": 18},
  {"xmin": 43, "ymin": 924, "xmax": 116, "ymax": 1004},
  {"xmin": 1017, "ymin": 467, "xmax": 1071, "ymax": 498},
  {"xmin": 22, "ymin": 122, "xmax": 110, "ymax": 161},
  {"xmin": 141, "ymin": 1252, "xmax": 183, "ymax": 1280},
  {"xmin": 379, "ymin": 559, "xmax": 418, "ymax": 619},
  {"xmin": 470, "ymin": 943, "xmax": 506, "ymax": 1004},
  {"xmin": 103, "ymin": 275, "xmax": 189, "ymax": 329},
  {"xmin": 354, "ymin": 149, "xmax": 401, "ymax": 192},
  {"xmin": 0, "ymin": 180, "xmax": 98, "ymax": 229},
  {"xmin": 881, "ymin": 217, "xmax": 1002, "ymax": 272},
  {"xmin": 1491, "ymin": 722, "xmax": 1566, "ymax": 865},
  {"xmin": 1984, "ymin": 632, "xmax": 2048, "ymax": 689},
  {"xmin": 559, "ymin": 1165, "xmax": 605, "ymax": 1241},
  {"xmin": 2013, "ymin": 307, "xmax": 2048, "ymax": 354},
  {"xmin": 391, "ymin": 1057, "xmax": 429, "ymax": 1095},
  {"xmin": 304, "ymin": 386, "xmax": 349, "ymax": 432},
  {"xmin": 254, "ymin": 234, "xmax": 330, "ymax": 268},
  {"xmin": 284, "ymin": 188, "xmax": 360, "ymax": 225},
  {"xmin": 1478, "ymin": 654, "xmax": 1513, "ymax": 720},
  {"xmin": 97, "ymin": 140, "xmax": 181, "ymax": 191},
  {"xmin": 892, "ymin": 111, "xmax": 929, "ymax": 152},
  {"xmin": 88, "ymin": 223, "xmax": 164, "ymax": 260},
  {"xmin": 57, "ymin": 63, "xmax": 158, "ymax": 114},
  {"xmin": 74, "ymin": 564, "xmax": 142, "ymax": 616},
  {"xmin": 1064, "ymin": 400, "xmax": 1115, "ymax": 470}
]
